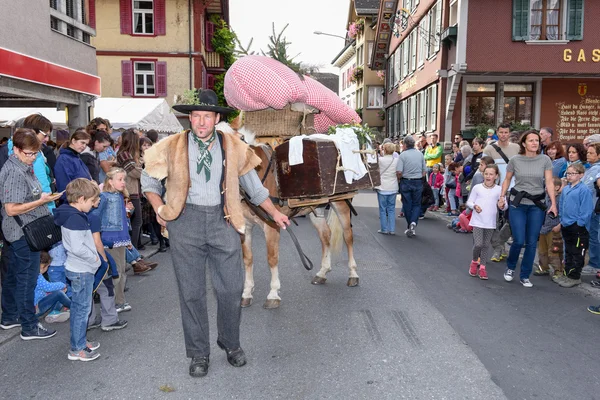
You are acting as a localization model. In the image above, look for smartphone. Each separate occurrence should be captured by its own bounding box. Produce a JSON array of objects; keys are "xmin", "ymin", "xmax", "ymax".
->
[{"xmin": 548, "ymin": 211, "xmax": 557, "ymax": 219}]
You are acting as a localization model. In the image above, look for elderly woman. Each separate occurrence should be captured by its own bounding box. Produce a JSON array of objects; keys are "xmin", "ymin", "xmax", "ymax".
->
[
  {"xmin": 376, "ymin": 142, "xmax": 399, "ymax": 235},
  {"xmin": 0, "ymin": 129, "xmax": 61, "ymax": 339},
  {"xmin": 500, "ymin": 130, "xmax": 556, "ymax": 288}
]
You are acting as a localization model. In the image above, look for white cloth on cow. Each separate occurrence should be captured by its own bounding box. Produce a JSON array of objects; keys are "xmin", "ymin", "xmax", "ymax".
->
[{"xmin": 288, "ymin": 128, "xmax": 367, "ymax": 184}]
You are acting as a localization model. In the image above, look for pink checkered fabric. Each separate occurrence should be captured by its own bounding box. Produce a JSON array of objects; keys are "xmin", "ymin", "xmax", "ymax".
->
[
  {"xmin": 224, "ymin": 55, "xmax": 308, "ymax": 110},
  {"xmin": 303, "ymin": 76, "xmax": 361, "ymax": 132}
]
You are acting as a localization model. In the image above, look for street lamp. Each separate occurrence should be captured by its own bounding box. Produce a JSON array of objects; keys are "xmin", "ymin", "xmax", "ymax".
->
[{"xmin": 313, "ymin": 31, "xmax": 346, "ymax": 40}]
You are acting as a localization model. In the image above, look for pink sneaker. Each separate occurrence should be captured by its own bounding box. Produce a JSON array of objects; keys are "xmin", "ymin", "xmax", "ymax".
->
[
  {"xmin": 478, "ymin": 266, "xmax": 488, "ymax": 280},
  {"xmin": 469, "ymin": 261, "xmax": 478, "ymax": 277}
]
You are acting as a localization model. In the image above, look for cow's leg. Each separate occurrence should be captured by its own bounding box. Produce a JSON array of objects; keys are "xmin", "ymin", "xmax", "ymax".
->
[
  {"xmin": 332, "ymin": 201, "xmax": 359, "ymax": 287},
  {"xmin": 241, "ymin": 223, "xmax": 255, "ymax": 308},
  {"xmin": 263, "ymin": 225, "xmax": 282, "ymax": 309},
  {"xmin": 309, "ymin": 212, "xmax": 332, "ymax": 285}
]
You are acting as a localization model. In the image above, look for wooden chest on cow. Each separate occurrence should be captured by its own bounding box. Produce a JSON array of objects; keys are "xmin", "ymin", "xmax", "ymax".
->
[{"xmin": 274, "ymin": 139, "xmax": 380, "ymax": 199}]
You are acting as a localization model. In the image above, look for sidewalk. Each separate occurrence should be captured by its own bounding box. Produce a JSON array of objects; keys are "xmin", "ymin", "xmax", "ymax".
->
[{"xmin": 0, "ymin": 236, "xmax": 162, "ymax": 347}]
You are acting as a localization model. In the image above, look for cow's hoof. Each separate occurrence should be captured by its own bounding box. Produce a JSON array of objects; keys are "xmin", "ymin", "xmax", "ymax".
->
[
  {"xmin": 240, "ymin": 298, "xmax": 253, "ymax": 308},
  {"xmin": 347, "ymin": 277, "xmax": 359, "ymax": 287},
  {"xmin": 311, "ymin": 276, "xmax": 327, "ymax": 285},
  {"xmin": 263, "ymin": 299, "xmax": 281, "ymax": 309}
]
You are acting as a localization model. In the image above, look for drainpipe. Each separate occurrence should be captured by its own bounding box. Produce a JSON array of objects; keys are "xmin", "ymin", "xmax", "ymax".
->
[{"xmin": 188, "ymin": 0, "xmax": 193, "ymax": 89}]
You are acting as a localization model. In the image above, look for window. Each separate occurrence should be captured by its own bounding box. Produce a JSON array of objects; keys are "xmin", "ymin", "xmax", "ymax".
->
[
  {"xmin": 50, "ymin": 0, "xmax": 57, "ymax": 10},
  {"xmin": 410, "ymin": 30, "xmax": 417, "ymax": 72},
  {"xmin": 466, "ymin": 83, "xmax": 496, "ymax": 127},
  {"xmin": 530, "ymin": 0, "xmax": 561, "ymax": 40},
  {"xmin": 409, "ymin": 96, "xmax": 417, "ymax": 134},
  {"xmin": 388, "ymin": 107, "xmax": 394, "ymax": 136},
  {"xmin": 503, "ymin": 83, "xmax": 534, "ymax": 125},
  {"xmin": 513, "ymin": 0, "xmax": 584, "ymax": 41},
  {"xmin": 357, "ymin": 88, "xmax": 363, "ymax": 109},
  {"xmin": 135, "ymin": 62, "xmax": 155, "ymax": 95},
  {"xmin": 428, "ymin": 84, "xmax": 437, "ymax": 131},
  {"xmin": 394, "ymin": 46, "xmax": 401, "ymax": 86},
  {"xmin": 387, "ymin": 55, "xmax": 395, "ymax": 89},
  {"xmin": 418, "ymin": 16, "xmax": 427, "ymax": 67},
  {"xmin": 395, "ymin": 104, "xmax": 401, "ymax": 137},
  {"xmin": 357, "ymin": 45, "xmax": 364, "ymax": 67},
  {"xmin": 418, "ymin": 91, "xmax": 426, "ymax": 133},
  {"xmin": 399, "ymin": 101, "xmax": 406, "ymax": 137},
  {"xmin": 367, "ymin": 87, "xmax": 384, "ymax": 108},
  {"xmin": 428, "ymin": 0, "xmax": 442, "ymax": 57},
  {"xmin": 368, "ymin": 41, "xmax": 374, "ymax": 64},
  {"xmin": 402, "ymin": 40, "xmax": 408, "ymax": 78},
  {"xmin": 134, "ymin": 0, "xmax": 154, "ymax": 34}
]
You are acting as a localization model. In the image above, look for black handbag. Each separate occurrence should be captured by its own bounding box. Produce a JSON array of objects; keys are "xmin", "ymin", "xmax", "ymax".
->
[{"xmin": 14, "ymin": 214, "xmax": 62, "ymax": 252}]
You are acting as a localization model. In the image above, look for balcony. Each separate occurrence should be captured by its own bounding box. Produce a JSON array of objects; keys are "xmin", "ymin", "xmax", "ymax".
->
[
  {"xmin": 441, "ymin": 25, "xmax": 457, "ymax": 45},
  {"xmin": 205, "ymin": 52, "xmax": 223, "ymax": 69}
]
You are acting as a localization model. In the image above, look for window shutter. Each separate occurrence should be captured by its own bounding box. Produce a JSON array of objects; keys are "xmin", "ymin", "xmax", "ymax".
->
[
  {"xmin": 411, "ymin": 32, "xmax": 417, "ymax": 71},
  {"xmin": 512, "ymin": 0, "xmax": 530, "ymax": 41},
  {"xmin": 430, "ymin": 84, "xmax": 437, "ymax": 131},
  {"xmin": 89, "ymin": 0, "xmax": 96, "ymax": 29},
  {"xmin": 156, "ymin": 62, "xmax": 167, "ymax": 97},
  {"xmin": 121, "ymin": 60, "xmax": 133, "ymax": 96},
  {"xmin": 205, "ymin": 21, "xmax": 215, "ymax": 51},
  {"xmin": 566, "ymin": 0, "xmax": 584, "ymax": 40},
  {"xmin": 154, "ymin": 0, "xmax": 166, "ymax": 35},
  {"xmin": 207, "ymin": 74, "xmax": 215, "ymax": 90},
  {"xmin": 119, "ymin": 0, "xmax": 132, "ymax": 34},
  {"xmin": 434, "ymin": 0, "xmax": 442, "ymax": 52}
]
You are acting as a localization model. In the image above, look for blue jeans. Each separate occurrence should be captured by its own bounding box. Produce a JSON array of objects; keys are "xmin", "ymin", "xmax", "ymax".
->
[
  {"xmin": 400, "ymin": 179, "xmax": 423, "ymax": 227},
  {"xmin": 448, "ymin": 188, "xmax": 458, "ymax": 211},
  {"xmin": 47, "ymin": 265, "xmax": 72, "ymax": 297},
  {"xmin": 1, "ymin": 238, "xmax": 40, "ymax": 331},
  {"xmin": 65, "ymin": 270, "xmax": 94, "ymax": 351},
  {"xmin": 432, "ymin": 188, "xmax": 440, "ymax": 207},
  {"xmin": 36, "ymin": 290, "xmax": 71, "ymax": 316},
  {"xmin": 125, "ymin": 246, "xmax": 141, "ymax": 264},
  {"xmin": 507, "ymin": 204, "xmax": 546, "ymax": 280},
  {"xmin": 377, "ymin": 192, "xmax": 396, "ymax": 233},
  {"xmin": 588, "ymin": 213, "xmax": 600, "ymax": 268}
]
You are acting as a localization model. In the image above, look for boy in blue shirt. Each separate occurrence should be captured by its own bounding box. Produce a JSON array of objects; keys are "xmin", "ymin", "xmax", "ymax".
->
[{"xmin": 53, "ymin": 178, "xmax": 102, "ymax": 361}]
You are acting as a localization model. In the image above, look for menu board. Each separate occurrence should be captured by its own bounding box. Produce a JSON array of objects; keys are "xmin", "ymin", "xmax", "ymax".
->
[{"xmin": 556, "ymin": 97, "xmax": 600, "ymax": 141}]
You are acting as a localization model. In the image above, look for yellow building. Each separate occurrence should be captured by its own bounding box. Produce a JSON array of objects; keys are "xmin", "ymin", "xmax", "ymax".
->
[
  {"xmin": 91, "ymin": 0, "xmax": 228, "ymax": 106},
  {"xmin": 346, "ymin": 0, "xmax": 384, "ymax": 134}
]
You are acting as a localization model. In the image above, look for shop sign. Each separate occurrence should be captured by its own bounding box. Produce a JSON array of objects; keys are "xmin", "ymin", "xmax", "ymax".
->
[
  {"xmin": 563, "ymin": 49, "xmax": 600, "ymax": 62},
  {"xmin": 398, "ymin": 77, "xmax": 417, "ymax": 94}
]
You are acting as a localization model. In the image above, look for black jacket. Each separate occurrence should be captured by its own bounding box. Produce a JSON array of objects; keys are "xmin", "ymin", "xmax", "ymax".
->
[{"xmin": 80, "ymin": 149, "xmax": 101, "ymax": 184}]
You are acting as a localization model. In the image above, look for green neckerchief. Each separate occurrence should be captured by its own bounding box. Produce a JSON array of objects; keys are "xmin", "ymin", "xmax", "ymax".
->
[{"xmin": 191, "ymin": 130, "xmax": 216, "ymax": 181}]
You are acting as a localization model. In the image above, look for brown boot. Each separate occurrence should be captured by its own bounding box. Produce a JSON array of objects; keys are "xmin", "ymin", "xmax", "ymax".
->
[
  {"xmin": 138, "ymin": 259, "xmax": 158, "ymax": 270},
  {"xmin": 133, "ymin": 263, "xmax": 151, "ymax": 275}
]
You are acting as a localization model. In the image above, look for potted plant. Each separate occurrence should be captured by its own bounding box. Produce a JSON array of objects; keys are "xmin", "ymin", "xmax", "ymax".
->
[
  {"xmin": 377, "ymin": 109, "xmax": 385, "ymax": 120},
  {"xmin": 348, "ymin": 18, "xmax": 365, "ymax": 39},
  {"xmin": 350, "ymin": 66, "xmax": 363, "ymax": 83}
]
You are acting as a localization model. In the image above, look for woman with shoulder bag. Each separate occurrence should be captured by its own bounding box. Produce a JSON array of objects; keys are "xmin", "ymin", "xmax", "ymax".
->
[
  {"xmin": 0, "ymin": 129, "xmax": 62, "ymax": 339},
  {"xmin": 376, "ymin": 143, "xmax": 399, "ymax": 235},
  {"xmin": 117, "ymin": 130, "xmax": 144, "ymax": 250}
]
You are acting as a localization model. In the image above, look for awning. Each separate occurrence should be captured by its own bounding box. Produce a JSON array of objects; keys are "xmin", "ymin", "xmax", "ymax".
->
[
  {"xmin": 93, "ymin": 98, "xmax": 183, "ymax": 133},
  {"xmin": 0, "ymin": 108, "xmax": 68, "ymax": 129}
]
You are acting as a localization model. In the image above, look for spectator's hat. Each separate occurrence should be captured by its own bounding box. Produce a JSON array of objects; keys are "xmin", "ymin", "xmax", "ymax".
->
[
  {"xmin": 487, "ymin": 128, "xmax": 495, "ymax": 135},
  {"xmin": 587, "ymin": 134, "xmax": 600, "ymax": 145}
]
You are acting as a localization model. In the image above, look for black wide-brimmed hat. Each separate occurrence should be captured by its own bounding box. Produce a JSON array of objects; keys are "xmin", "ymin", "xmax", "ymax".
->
[{"xmin": 172, "ymin": 89, "xmax": 234, "ymax": 115}]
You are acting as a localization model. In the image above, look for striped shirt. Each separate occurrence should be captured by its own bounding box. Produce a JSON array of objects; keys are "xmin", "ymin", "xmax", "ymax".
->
[{"xmin": 141, "ymin": 132, "xmax": 269, "ymax": 207}]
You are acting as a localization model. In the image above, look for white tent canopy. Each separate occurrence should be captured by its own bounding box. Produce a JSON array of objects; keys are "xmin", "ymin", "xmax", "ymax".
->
[
  {"xmin": 93, "ymin": 98, "xmax": 183, "ymax": 133},
  {"xmin": 0, "ymin": 108, "xmax": 68, "ymax": 129}
]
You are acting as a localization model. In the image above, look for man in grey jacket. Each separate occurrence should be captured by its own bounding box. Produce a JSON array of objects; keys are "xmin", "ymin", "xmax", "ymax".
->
[{"xmin": 396, "ymin": 136, "xmax": 427, "ymax": 238}]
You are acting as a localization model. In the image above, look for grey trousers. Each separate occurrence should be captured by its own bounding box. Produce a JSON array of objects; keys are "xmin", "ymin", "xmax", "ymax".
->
[
  {"xmin": 88, "ymin": 280, "xmax": 118, "ymax": 327},
  {"xmin": 168, "ymin": 204, "xmax": 244, "ymax": 359},
  {"xmin": 107, "ymin": 247, "xmax": 126, "ymax": 305}
]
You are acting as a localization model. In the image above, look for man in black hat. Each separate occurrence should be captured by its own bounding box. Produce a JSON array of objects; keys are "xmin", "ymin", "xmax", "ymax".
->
[{"xmin": 141, "ymin": 89, "xmax": 289, "ymax": 377}]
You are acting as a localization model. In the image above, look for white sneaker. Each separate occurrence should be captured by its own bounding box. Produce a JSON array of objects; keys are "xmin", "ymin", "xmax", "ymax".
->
[
  {"xmin": 45, "ymin": 310, "xmax": 70, "ymax": 324},
  {"xmin": 504, "ymin": 269, "xmax": 514, "ymax": 282},
  {"xmin": 520, "ymin": 278, "xmax": 534, "ymax": 288},
  {"xmin": 409, "ymin": 222, "xmax": 417, "ymax": 237}
]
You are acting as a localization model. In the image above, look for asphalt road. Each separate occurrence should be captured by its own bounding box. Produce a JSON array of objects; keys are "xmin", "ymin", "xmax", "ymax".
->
[{"xmin": 0, "ymin": 192, "xmax": 597, "ymax": 399}]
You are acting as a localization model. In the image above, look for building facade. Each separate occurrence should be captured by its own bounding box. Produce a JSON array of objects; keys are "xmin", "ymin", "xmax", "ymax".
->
[
  {"xmin": 373, "ymin": 0, "xmax": 599, "ymax": 143},
  {"xmin": 332, "ymin": 40, "xmax": 357, "ymax": 111},
  {"xmin": 92, "ymin": 0, "xmax": 229, "ymax": 106},
  {"xmin": 0, "ymin": 0, "xmax": 100, "ymax": 130}
]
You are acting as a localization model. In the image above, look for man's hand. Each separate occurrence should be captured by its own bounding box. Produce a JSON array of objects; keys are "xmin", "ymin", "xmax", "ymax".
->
[{"xmin": 271, "ymin": 210, "xmax": 290, "ymax": 230}]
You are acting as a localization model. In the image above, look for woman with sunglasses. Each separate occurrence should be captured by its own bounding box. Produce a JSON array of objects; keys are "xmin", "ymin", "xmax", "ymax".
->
[{"xmin": 0, "ymin": 129, "xmax": 62, "ymax": 339}]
